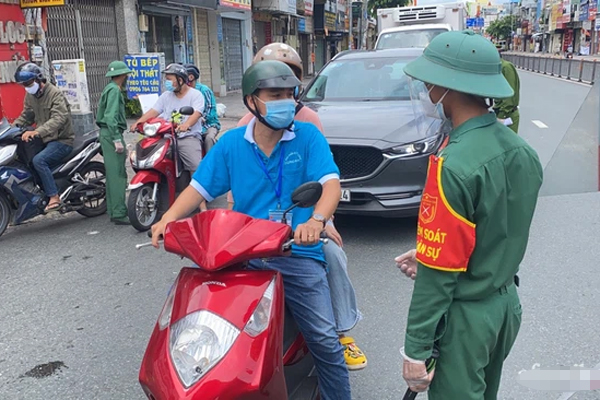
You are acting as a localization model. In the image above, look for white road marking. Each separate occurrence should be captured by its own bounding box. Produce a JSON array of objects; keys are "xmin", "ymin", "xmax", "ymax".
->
[
  {"xmin": 554, "ymin": 361, "xmax": 600, "ymax": 400},
  {"xmin": 532, "ymin": 120, "xmax": 549, "ymax": 129}
]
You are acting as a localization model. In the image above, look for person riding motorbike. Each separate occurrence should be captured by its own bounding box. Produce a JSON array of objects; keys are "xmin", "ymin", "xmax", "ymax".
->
[
  {"xmin": 13, "ymin": 62, "xmax": 75, "ymax": 213},
  {"xmin": 131, "ymin": 63, "xmax": 205, "ymax": 174},
  {"xmin": 184, "ymin": 64, "xmax": 220, "ymax": 153},
  {"xmin": 151, "ymin": 60, "xmax": 352, "ymax": 400},
  {"xmin": 235, "ymin": 42, "xmax": 367, "ymax": 370}
]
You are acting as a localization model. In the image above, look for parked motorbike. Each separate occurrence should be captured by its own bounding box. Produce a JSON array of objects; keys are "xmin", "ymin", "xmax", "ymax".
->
[
  {"xmin": 0, "ymin": 118, "xmax": 106, "ymax": 238},
  {"xmin": 128, "ymin": 107, "xmax": 195, "ymax": 232},
  {"xmin": 138, "ymin": 182, "xmax": 326, "ymax": 400}
]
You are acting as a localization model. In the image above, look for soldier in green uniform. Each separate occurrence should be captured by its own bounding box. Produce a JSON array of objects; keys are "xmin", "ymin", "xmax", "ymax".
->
[
  {"xmin": 96, "ymin": 61, "xmax": 132, "ymax": 225},
  {"xmin": 394, "ymin": 31, "xmax": 543, "ymax": 399},
  {"xmin": 494, "ymin": 50, "xmax": 521, "ymax": 134}
]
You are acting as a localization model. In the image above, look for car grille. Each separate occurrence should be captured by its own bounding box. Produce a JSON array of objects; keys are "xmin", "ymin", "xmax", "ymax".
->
[{"xmin": 330, "ymin": 145, "xmax": 384, "ymax": 180}]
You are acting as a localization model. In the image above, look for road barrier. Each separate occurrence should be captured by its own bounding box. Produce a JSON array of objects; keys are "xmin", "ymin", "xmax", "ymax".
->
[{"xmin": 502, "ymin": 54, "xmax": 599, "ymax": 85}]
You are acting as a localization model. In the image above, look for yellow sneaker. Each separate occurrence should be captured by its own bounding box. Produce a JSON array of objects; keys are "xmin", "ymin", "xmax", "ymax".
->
[{"xmin": 340, "ymin": 336, "xmax": 367, "ymax": 371}]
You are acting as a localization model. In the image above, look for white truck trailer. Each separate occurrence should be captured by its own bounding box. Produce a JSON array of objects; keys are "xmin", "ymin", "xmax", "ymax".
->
[{"xmin": 375, "ymin": 3, "xmax": 467, "ymax": 50}]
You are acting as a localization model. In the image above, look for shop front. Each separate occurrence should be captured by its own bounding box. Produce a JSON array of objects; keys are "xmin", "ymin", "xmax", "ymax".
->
[
  {"xmin": 314, "ymin": 4, "xmax": 345, "ymax": 70},
  {"xmin": 0, "ymin": 0, "xmax": 28, "ymax": 122},
  {"xmin": 217, "ymin": 0, "xmax": 252, "ymax": 92}
]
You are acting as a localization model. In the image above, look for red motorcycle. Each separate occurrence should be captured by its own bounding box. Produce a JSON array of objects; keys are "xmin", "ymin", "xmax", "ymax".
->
[
  {"xmin": 138, "ymin": 182, "xmax": 325, "ymax": 400},
  {"xmin": 128, "ymin": 106, "xmax": 195, "ymax": 232}
]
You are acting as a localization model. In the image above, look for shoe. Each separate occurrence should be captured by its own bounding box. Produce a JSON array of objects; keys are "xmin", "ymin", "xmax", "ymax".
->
[
  {"xmin": 111, "ymin": 217, "xmax": 130, "ymax": 225},
  {"xmin": 340, "ymin": 336, "xmax": 367, "ymax": 371}
]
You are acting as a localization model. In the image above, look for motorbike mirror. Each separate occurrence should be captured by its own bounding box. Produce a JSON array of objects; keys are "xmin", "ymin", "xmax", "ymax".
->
[
  {"xmin": 179, "ymin": 106, "xmax": 194, "ymax": 116},
  {"xmin": 291, "ymin": 182, "xmax": 322, "ymax": 208}
]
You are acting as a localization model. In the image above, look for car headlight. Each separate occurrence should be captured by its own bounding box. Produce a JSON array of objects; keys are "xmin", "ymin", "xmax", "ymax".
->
[
  {"xmin": 384, "ymin": 136, "xmax": 441, "ymax": 159},
  {"xmin": 170, "ymin": 310, "xmax": 240, "ymax": 388},
  {"xmin": 243, "ymin": 278, "xmax": 275, "ymax": 337},
  {"xmin": 137, "ymin": 144, "xmax": 165, "ymax": 169},
  {"xmin": 143, "ymin": 122, "xmax": 161, "ymax": 137}
]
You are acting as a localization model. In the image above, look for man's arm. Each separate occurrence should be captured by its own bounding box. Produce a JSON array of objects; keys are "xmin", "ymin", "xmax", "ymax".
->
[
  {"xmin": 313, "ymin": 179, "xmax": 341, "ymax": 221},
  {"xmin": 14, "ymin": 96, "xmax": 34, "ymax": 127},
  {"xmin": 404, "ymin": 167, "xmax": 474, "ymax": 361},
  {"xmin": 36, "ymin": 91, "xmax": 69, "ymax": 141}
]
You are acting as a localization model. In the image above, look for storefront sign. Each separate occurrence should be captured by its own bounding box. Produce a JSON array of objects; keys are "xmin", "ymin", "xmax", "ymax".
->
[
  {"xmin": 325, "ymin": 11, "xmax": 336, "ymax": 31},
  {"xmin": 20, "ymin": 0, "xmax": 64, "ymax": 8},
  {"xmin": 589, "ymin": 0, "xmax": 597, "ymax": 17},
  {"xmin": 0, "ymin": 20, "xmax": 26, "ymax": 44},
  {"xmin": 219, "ymin": 0, "xmax": 251, "ymax": 11},
  {"xmin": 253, "ymin": 12, "xmax": 272, "ymax": 22},
  {"xmin": 124, "ymin": 54, "xmax": 162, "ymax": 99},
  {"xmin": 595, "ymin": 16, "xmax": 600, "ymax": 29},
  {"xmin": 562, "ymin": 0, "xmax": 572, "ymax": 23},
  {"xmin": 287, "ymin": 0, "xmax": 296, "ymax": 14},
  {"xmin": 580, "ymin": 0, "xmax": 589, "ymax": 21},
  {"xmin": 296, "ymin": 0, "xmax": 305, "ymax": 14},
  {"xmin": 298, "ymin": 17, "xmax": 306, "ymax": 32},
  {"xmin": 304, "ymin": 0, "xmax": 313, "ymax": 15},
  {"xmin": 0, "ymin": 60, "xmax": 20, "ymax": 83}
]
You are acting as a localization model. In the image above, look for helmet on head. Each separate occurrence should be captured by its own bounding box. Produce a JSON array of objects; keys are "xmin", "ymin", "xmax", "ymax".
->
[
  {"xmin": 242, "ymin": 60, "xmax": 301, "ymax": 97},
  {"xmin": 403, "ymin": 30, "xmax": 513, "ymax": 99},
  {"xmin": 106, "ymin": 60, "xmax": 132, "ymax": 77},
  {"xmin": 184, "ymin": 64, "xmax": 200, "ymax": 81},
  {"xmin": 15, "ymin": 62, "xmax": 43, "ymax": 84},
  {"xmin": 253, "ymin": 43, "xmax": 303, "ymax": 80},
  {"xmin": 163, "ymin": 63, "xmax": 189, "ymax": 84}
]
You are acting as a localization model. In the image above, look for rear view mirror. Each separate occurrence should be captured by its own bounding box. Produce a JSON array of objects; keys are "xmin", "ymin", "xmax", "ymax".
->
[
  {"xmin": 291, "ymin": 182, "xmax": 322, "ymax": 208},
  {"xmin": 179, "ymin": 106, "xmax": 194, "ymax": 116}
]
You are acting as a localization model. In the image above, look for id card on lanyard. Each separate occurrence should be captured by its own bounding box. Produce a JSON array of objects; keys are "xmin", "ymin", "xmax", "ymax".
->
[{"xmin": 253, "ymin": 144, "xmax": 292, "ymax": 227}]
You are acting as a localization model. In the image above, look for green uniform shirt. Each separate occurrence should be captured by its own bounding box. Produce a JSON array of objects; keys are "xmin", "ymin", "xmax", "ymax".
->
[
  {"xmin": 96, "ymin": 81, "xmax": 127, "ymax": 141},
  {"xmin": 405, "ymin": 113, "xmax": 543, "ymax": 360},
  {"xmin": 494, "ymin": 59, "xmax": 520, "ymax": 119}
]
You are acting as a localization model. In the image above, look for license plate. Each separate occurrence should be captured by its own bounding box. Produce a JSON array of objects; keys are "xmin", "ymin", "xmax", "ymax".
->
[{"xmin": 340, "ymin": 189, "xmax": 351, "ymax": 202}]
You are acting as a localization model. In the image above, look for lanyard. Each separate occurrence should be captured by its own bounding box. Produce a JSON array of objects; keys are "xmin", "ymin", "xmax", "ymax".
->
[{"xmin": 253, "ymin": 144, "xmax": 285, "ymax": 208}]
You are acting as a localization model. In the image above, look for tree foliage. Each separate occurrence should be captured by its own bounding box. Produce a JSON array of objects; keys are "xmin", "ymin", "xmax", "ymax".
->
[
  {"xmin": 368, "ymin": 0, "xmax": 410, "ymax": 18},
  {"xmin": 486, "ymin": 16, "xmax": 517, "ymax": 40}
]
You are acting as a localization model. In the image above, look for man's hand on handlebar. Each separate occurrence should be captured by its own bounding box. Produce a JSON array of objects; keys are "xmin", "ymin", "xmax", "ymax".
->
[
  {"xmin": 294, "ymin": 219, "xmax": 323, "ymax": 246},
  {"xmin": 151, "ymin": 215, "xmax": 176, "ymax": 248},
  {"xmin": 176, "ymin": 122, "xmax": 191, "ymax": 133},
  {"xmin": 21, "ymin": 130, "xmax": 39, "ymax": 142}
]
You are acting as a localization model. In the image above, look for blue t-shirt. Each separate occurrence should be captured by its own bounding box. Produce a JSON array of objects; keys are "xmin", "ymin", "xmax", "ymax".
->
[{"xmin": 191, "ymin": 119, "xmax": 340, "ymax": 262}]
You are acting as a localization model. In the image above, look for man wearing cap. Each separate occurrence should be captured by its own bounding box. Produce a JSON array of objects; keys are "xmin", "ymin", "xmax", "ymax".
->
[
  {"xmin": 494, "ymin": 49, "xmax": 521, "ymax": 134},
  {"xmin": 393, "ymin": 31, "xmax": 543, "ymax": 399},
  {"xmin": 96, "ymin": 61, "xmax": 132, "ymax": 225}
]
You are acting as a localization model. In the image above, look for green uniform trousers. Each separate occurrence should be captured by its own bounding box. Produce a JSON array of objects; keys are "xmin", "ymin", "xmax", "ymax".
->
[
  {"xmin": 428, "ymin": 283, "xmax": 522, "ymax": 400},
  {"xmin": 99, "ymin": 129, "xmax": 128, "ymax": 219}
]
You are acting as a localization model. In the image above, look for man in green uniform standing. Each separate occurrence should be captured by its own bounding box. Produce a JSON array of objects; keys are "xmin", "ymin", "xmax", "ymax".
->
[
  {"xmin": 394, "ymin": 31, "xmax": 543, "ymax": 399},
  {"xmin": 96, "ymin": 61, "xmax": 132, "ymax": 225},
  {"xmin": 494, "ymin": 49, "xmax": 521, "ymax": 134}
]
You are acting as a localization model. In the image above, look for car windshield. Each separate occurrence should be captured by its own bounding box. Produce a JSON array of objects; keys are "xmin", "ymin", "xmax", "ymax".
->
[
  {"xmin": 376, "ymin": 29, "xmax": 447, "ymax": 50},
  {"xmin": 303, "ymin": 56, "xmax": 415, "ymax": 102}
]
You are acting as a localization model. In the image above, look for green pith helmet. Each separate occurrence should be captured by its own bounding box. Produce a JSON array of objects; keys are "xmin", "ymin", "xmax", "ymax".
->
[
  {"xmin": 242, "ymin": 60, "xmax": 301, "ymax": 97},
  {"xmin": 106, "ymin": 61, "xmax": 132, "ymax": 78},
  {"xmin": 404, "ymin": 30, "xmax": 514, "ymax": 99}
]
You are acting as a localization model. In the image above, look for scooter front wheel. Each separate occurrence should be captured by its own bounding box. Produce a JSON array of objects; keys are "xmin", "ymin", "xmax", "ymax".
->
[
  {"xmin": 128, "ymin": 183, "xmax": 160, "ymax": 232},
  {"xmin": 0, "ymin": 192, "xmax": 12, "ymax": 238}
]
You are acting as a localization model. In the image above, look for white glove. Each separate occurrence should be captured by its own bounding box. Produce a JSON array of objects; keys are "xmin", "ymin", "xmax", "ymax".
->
[{"xmin": 114, "ymin": 140, "xmax": 124, "ymax": 154}]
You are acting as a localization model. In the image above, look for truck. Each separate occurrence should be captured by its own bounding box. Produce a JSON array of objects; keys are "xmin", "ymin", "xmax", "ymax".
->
[{"xmin": 375, "ymin": 3, "xmax": 467, "ymax": 50}]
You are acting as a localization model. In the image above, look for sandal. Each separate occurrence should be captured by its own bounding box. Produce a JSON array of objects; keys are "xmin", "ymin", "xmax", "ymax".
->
[{"xmin": 45, "ymin": 201, "xmax": 62, "ymax": 213}]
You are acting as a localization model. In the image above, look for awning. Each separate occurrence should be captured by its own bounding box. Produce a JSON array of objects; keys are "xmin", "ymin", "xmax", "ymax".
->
[{"xmin": 139, "ymin": 0, "xmax": 217, "ymax": 14}]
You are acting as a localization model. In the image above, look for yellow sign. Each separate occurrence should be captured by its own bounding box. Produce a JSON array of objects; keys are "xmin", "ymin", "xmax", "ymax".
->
[{"xmin": 20, "ymin": 0, "xmax": 65, "ymax": 8}]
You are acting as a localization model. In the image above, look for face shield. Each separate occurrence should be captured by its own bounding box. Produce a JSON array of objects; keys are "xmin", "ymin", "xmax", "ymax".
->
[{"xmin": 405, "ymin": 77, "xmax": 449, "ymax": 140}]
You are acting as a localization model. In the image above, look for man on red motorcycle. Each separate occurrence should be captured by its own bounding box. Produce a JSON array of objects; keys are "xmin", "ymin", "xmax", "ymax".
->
[
  {"xmin": 151, "ymin": 60, "xmax": 351, "ymax": 400},
  {"xmin": 131, "ymin": 63, "xmax": 205, "ymax": 173}
]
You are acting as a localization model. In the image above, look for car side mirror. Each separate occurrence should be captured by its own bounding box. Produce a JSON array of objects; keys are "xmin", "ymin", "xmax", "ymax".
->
[{"xmin": 179, "ymin": 106, "xmax": 194, "ymax": 116}]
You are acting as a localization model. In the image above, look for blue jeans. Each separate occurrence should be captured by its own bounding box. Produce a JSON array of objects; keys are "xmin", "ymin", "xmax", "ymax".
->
[
  {"xmin": 248, "ymin": 257, "xmax": 351, "ymax": 400},
  {"xmin": 32, "ymin": 141, "xmax": 72, "ymax": 197},
  {"xmin": 322, "ymin": 242, "xmax": 362, "ymax": 333}
]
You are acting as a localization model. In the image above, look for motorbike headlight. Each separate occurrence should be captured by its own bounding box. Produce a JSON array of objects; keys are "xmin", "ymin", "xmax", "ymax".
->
[
  {"xmin": 138, "ymin": 144, "xmax": 165, "ymax": 169},
  {"xmin": 0, "ymin": 144, "xmax": 17, "ymax": 165},
  {"xmin": 170, "ymin": 310, "xmax": 240, "ymax": 388},
  {"xmin": 130, "ymin": 150, "xmax": 138, "ymax": 168},
  {"xmin": 244, "ymin": 278, "xmax": 275, "ymax": 337},
  {"xmin": 143, "ymin": 122, "xmax": 161, "ymax": 137},
  {"xmin": 384, "ymin": 136, "xmax": 441, "ymax": 159}
]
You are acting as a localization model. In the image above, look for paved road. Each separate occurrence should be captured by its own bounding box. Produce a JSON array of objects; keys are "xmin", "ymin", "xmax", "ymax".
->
[{"xmin": 1, "ymin": 72, "xmax": 599, "ymax": 400}]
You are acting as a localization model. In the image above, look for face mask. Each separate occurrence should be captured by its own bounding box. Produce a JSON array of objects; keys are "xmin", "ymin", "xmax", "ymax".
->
[
  {"xmin": 419, "ymin": 86, "xmax": 449, "ymax": 120},
  {"xmin": 165, "ymin": 80, "xmax": 175, "ymax": 92},
  {"xmin": 25, "ymin": 82, "xmax": 40, "ymax": 95},
  {"xmin": 255, "ymin": 98, "xmax": 296, "ymax": 130}
]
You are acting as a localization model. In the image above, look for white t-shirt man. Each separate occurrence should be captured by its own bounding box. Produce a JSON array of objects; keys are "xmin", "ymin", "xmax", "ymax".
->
[{"xmin": 152, "ymin": 88, "xmax": 205, "ymax": 140}]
